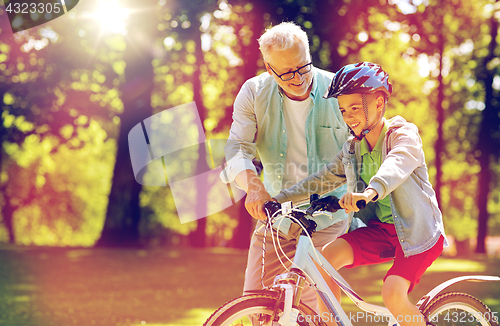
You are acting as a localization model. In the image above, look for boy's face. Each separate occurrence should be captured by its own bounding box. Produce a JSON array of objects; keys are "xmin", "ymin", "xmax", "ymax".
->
[{"xmin": 337, "ymin": 93, "xmax": 385, "ymax": 135}]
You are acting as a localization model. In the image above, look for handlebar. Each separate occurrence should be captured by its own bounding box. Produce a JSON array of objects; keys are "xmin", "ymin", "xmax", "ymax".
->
[
  {"xmin": 262, "ymin": 194, "xmax": 366, "ymax": 216},
  {"xmin": 262, "ymin": 199, "xmax": 317, "ymax": 236},
  {"xmin": 262, "ymin": 194, "xmax": 366, "ymax": 236},
  {"xmin": 263, "ymin": 194, "xmax": 366, "ymax": 217}
]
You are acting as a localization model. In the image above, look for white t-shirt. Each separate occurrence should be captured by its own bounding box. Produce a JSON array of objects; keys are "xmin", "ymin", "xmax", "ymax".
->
[{"xmin": 282, "ymin": 95, "xmax": 312, "ymax": 189}]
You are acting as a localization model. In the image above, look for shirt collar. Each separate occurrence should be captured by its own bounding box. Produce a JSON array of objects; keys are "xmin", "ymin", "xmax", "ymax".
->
[
  {"xmin": 309, "ymin": 67, "xmax": 318, "ymax": 100},
  {"xmin": 360, "ymin": 118, "xmax": 388, "ymax": 156}
]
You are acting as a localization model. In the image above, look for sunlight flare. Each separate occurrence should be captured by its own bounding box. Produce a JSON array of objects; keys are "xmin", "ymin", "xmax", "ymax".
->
[{"xmin": 91, "ymin": 0, "xmax": 130, "ymax": 35}]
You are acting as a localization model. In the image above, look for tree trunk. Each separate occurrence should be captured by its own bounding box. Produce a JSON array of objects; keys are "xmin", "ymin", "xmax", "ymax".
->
[
  {"xmin": 0, "ymin": 148, "xmax": 16, "ymax": 244},
  {"xmin": 242, "ymin": 1, "xmax": 264, "ymax": 87},
  {"xmin": 227, "ymin": 1, "xmax": 265, "ymax": 250},
  {"xmin": 188, "ymin": 13, "xmax": 209, "ymax": 248},
  {"xmin": 0, "ymin": 78, "xmax": 15, "ymax": 243},
  {"xmin": 95, "ymin": 0, "xmax": 156, "ymax": 248},
  {"xmin": 229, "ymin": 194, "xmax": 253, "ymax": 249},
  {"xmin": 475, "ymin": 4, "xmax": 499, "ymax": 253},
  {"xmin": 0, "ymin": 200, "xmax": 15, "ymax": 244},
  {"xmin": 455, "ymin": 238, "xmax": 471, "ymax": 258},
  {"xmin": 434, "ymin": 26, "xmax": 445, "ymax": 208},
  {"xmin": 96, "ymin": 121, "xmax": 145, "ymax": 247},
  {"xmin": 0, "ymin": 159, "xmax": 15, "ymax": 244},
  {"xmin": 476, "ymin": 151, "xmax": 490, "ymax": 254}
]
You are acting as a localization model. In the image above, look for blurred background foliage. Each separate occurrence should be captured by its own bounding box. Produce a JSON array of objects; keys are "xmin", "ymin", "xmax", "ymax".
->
[{"xmin": 0, "ymin": 0, "xmax": 499, "ymax": 255}]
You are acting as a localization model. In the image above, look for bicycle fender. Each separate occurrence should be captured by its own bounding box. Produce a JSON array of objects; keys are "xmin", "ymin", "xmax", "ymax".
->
[
  {"xmin": 416, "ymin": 275, "xmax": 500, "ymax": 311},
  {"xmin": 243, "ymin": 289, "xmax": 280, "ymax": 297}
]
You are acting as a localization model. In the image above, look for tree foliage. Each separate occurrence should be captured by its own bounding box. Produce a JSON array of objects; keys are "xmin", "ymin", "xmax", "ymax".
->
[
  {"xmin": 0, "ymin": 0, "xmax": 498, "ymax": 251},
  {"xmin": 0, "ymin": 0, "xmax": 121, "ymax": 245}
]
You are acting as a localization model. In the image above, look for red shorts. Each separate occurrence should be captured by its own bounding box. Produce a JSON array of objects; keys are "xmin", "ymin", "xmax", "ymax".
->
[{"xmin": 339, "ymin": 219, "xmax": 444, "ymax": 292}]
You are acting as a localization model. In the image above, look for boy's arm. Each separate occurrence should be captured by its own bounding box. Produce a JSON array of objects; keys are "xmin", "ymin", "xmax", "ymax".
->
[
  {"xmin": 274, "ymin": 151, "xmax": 346, "ymax": 205},
  {"xmin": 368, "ymin": 127, "xmax": 424, "ymax": 200}
]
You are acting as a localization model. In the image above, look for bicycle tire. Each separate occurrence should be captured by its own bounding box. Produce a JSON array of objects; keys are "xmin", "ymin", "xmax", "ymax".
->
[
  {"xmin": 204, "ymin": 292, "xmax": 329, "ymax": 326},
  {"xmin": 422, "ymin": 292, "xmax": 499, "ymax": 326}
]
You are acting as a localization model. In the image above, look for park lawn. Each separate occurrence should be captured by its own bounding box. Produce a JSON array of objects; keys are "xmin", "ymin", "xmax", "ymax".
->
[{"xmin": 0, "ymin": 245, "xmax": 498, "ymax": 326}]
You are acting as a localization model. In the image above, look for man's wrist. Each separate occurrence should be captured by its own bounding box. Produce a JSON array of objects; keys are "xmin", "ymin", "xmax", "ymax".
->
[{"xmin": 240, "ymin": 170, "xmax": 264, "ymax": 193}]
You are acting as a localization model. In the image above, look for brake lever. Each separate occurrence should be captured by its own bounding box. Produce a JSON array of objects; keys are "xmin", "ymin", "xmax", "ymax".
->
[
  {"xmin": 306, "ymin": 194, "xmax": 328, "ymax": 215},
  {"xmin": 311, "ymin": 210, "xmax": 334, "ymax": 219}
]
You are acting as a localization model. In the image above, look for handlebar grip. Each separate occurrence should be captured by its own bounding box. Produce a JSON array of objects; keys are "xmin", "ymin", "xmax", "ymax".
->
[
  {"xmin": 262, "ymin": 200, "xmax": 281, "ymax": 217},
  {"xmin": 327, "ymin": 197, "xmax": 366, "ymax": 211},
  {"xmin": 327, "ymin": 196, "xmax": 341, "ymax": 211}
]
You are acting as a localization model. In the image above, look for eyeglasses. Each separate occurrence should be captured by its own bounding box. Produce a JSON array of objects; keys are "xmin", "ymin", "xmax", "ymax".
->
[{"xmin": 267, "ymin": 62, "xmax": 313, "ymax": 81}]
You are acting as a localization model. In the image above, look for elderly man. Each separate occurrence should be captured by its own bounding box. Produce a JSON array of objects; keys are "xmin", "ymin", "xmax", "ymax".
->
[{"xmin": 221, "ymin": 21, "xmax": 349, "ymax": 312}]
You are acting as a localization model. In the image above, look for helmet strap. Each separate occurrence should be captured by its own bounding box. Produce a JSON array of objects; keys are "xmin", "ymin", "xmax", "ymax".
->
[
  {"xmin": 347, "ymin": 94, "xmax": 386, "ymax": 154},
  {"xmin": 360, "ymin": 94, "xmax": 386, "ymax": 138}
]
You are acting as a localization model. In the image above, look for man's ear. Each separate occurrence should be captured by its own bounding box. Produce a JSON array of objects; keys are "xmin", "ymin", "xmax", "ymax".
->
[{"xmin": 264, "ymin": 61, "xmax": 272, "ymax": 75}]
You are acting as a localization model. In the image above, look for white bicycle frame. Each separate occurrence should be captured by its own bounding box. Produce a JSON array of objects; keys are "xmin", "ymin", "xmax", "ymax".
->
[{"xmin": 268, "ymin": 207, "xmax": 500, "ymax": 326}]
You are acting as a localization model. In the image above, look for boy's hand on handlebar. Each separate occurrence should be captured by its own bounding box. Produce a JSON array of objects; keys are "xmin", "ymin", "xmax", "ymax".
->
[{"xmin": 339, "ymin": 189, "xmax": 378, "ymax": 213}]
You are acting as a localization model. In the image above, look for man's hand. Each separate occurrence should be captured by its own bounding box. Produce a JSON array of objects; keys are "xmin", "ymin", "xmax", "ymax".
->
[
  {"xmin": 339, "ymin": 188, "xmax": 378, "ymax": 214},
  {"xmin": 235, "ymin": 170, "xmax": 273, "ymax": 220},
  {"xmin": 245, "ymin": 186, "xmax": 273, "ymax": 220}
]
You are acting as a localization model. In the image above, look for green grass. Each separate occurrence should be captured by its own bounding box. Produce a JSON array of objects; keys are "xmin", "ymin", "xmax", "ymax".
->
[{"xmin": 0, "ymin": 244, "xmax": 498, "ymax": 326}]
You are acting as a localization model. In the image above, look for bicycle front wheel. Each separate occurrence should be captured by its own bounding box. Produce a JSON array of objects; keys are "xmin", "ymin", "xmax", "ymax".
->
[
  {"xmin": 204, "ymin": 292, "xmax": 327, "ymax": 326},
  {"xmin": 422, "ymin": 292, "xmax": 499, "ymax": 326}
]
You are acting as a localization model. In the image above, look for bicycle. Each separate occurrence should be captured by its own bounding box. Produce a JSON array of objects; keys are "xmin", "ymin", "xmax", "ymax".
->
[{"xmin": 204, "ymin": 194, "xmax": 500, "ymax": 326}]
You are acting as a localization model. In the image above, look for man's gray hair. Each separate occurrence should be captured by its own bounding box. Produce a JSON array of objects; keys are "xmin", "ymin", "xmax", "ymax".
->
[{"xmin": 258, "ymin": 22, "xmax": 310, "ymax": 63}]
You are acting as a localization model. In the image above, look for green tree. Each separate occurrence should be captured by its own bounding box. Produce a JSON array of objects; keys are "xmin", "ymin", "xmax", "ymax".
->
[
  {"xmin": 0, "ymin": 2, "xmax": 121, "ymax": 245},
  {"xmin": 348, "ymin": 0, "xmax": 500, "ymax": 253},
  {"xmin": 140, "ymin": 0, "xmax": 239, "ymax": 247},
  {"xmin": 222, "ymin": 1, "xmax": 266, "ymax": 248},
  {"xmin": 95, "ymin": 0, "xmax": 158, "ymax": 247},
  {"xmin": 406, "ymin": 0, "xmax": 500, "ymax": 253},
  {"xmin": 473, "ymin": 0, "xmax": 500, "ymax": 253}
]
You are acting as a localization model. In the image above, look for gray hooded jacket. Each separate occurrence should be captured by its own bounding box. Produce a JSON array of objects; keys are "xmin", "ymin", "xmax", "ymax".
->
[{"xmin": 275, "ymin": 116, "xmax": 447, "ymax": 257}]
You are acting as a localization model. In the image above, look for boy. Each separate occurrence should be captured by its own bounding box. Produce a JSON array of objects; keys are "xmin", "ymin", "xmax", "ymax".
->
[{"xmin": 272, "ymin": 62, "xmax": 447, "ymax": 326}]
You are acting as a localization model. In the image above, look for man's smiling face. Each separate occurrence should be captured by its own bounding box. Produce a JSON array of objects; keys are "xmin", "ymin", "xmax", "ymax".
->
[{"xmin": 265, "ymin": 43, "xmax": 313, "ymax": 101}]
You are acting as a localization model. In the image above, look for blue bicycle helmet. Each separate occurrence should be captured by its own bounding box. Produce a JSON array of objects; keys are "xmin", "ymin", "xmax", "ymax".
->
[
  {"xmin": 323, "ymin": 62, "xmax": 392, "ymax": 99},
  {"xmin": 324, "ymin": 62, "xmax": 393, "ymax": 149}
]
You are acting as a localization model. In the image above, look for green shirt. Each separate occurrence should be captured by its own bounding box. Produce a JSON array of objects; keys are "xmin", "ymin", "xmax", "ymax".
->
[{"xmin": 358, "ymin": 121, "xmax": 394, "ymax": 224}]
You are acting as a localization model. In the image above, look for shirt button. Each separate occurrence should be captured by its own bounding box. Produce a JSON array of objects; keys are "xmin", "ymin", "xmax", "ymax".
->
[
  {"xmin": 278, "ymin": 175, "xmax": 282, "ymax": 179},
  {"xmin": 400, "ymin": 239, "xmax": 404, "ymax": 242},
  {"xmin": 283, "ymin": 129, "xmax": 286, "ymax": 133},
  {"xmin": 280, "ymin": 153, "xmax": 284, "ymax": 157}
]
